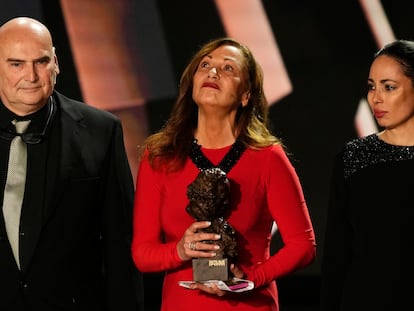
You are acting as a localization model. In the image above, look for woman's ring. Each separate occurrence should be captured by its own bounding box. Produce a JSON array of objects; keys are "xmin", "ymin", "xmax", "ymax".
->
[{"xmin": 188, "ymin": 241, "xmax": 197, "ymax": 251}]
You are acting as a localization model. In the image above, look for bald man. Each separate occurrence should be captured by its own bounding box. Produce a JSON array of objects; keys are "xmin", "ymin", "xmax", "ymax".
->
[{"xmin": 0, "ymin": 17, "xmax": 144, "ymax": 311}]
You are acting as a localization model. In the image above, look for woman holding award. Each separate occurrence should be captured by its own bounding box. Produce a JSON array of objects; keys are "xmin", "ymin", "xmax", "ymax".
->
[{"xmin": 131, "ymin": 37, "xmax": 316, "ymax": 311}]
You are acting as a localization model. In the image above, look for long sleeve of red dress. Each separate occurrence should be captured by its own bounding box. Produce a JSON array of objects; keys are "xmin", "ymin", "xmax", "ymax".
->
[{"xmin": 132, "ymin": 144, "xmax": 316, "ymax": 311}]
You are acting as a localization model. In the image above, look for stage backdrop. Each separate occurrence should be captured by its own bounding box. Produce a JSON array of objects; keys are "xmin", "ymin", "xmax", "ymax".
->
[{"xmin": 1, "ymin": 0, "xmax": 413, "ymax": 307}]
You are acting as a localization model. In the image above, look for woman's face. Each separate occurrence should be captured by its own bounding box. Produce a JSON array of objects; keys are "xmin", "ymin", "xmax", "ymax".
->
[
  {"xmin": 367, "ymin": 55, "xmax": 414, "ymax": 130},
  {"xmin": 192, "ymin": 45, "xmax": 250, "ymax": 114}
]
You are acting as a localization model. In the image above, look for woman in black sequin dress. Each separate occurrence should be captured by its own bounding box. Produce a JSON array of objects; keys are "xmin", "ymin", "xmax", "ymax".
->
[{"xmin": 320, "ymin": 40, "xmax": 414, "ymax": 311}]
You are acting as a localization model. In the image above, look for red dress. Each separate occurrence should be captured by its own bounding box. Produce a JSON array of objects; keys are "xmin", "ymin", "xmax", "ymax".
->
[{"xmin": 132, "ymin": 144, "xmax": 316, "ymax": 311}]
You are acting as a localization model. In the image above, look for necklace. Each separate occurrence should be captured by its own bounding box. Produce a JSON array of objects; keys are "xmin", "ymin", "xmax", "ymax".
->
[{"xmin": 189, "ymin": 138, "xmax": 246, "ymax": 173}]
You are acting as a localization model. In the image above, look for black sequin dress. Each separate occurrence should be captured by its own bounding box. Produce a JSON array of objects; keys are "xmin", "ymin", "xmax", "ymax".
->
[{"xmin": 320, "ymin": 134, "xmax": 414, "ymax": 311}]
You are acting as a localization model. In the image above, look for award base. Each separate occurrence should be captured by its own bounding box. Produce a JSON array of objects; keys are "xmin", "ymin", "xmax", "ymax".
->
[{"xmin": 192, "ymin": 257, "xmax": 229, "ymax": 282}]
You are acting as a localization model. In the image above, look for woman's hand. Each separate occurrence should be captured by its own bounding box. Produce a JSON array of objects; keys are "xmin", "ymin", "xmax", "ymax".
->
[
  {"xmin": 190, "ymin": 281, "xmax": 227, "ymax": 296},
  {"xmin": 176, "ymin": 221, "xmax": 221, "ymax": 261},
  {"xmin": 189, "ymin": 264, "xmax": 247, "ymax": 297},
  {"xmin": 229, "ymin": 263, "xmax": 245, "ymax": 279}
]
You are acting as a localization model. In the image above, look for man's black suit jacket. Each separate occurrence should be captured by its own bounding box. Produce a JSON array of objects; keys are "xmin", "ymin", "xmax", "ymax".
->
[{"xmin": 0, "ymin": 91, "xmax": 144, "ymax": 311}]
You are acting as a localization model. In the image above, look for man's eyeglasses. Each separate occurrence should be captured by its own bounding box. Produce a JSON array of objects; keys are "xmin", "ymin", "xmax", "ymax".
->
[{"xmin": 0, "ymin": 97, "xmax": 56, "ymax": 144}]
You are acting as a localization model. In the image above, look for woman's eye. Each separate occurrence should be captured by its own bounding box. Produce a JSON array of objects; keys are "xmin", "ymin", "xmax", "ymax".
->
[
  {"xmin": 224, "ymin": 64, "xmax": 233, "ymax": 71},
  {"xmin": 384, "ymin": 84, "xmax": 396, "ymax": 91}
]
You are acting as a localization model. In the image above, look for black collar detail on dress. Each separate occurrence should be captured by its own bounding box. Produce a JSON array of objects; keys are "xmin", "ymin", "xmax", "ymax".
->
[{"xmin": 189, "ymin": 138, "xmax": 246, "ymax": 173}]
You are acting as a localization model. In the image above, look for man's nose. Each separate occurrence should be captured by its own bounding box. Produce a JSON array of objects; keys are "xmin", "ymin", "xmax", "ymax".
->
[{"xmin": 25, "ymin": 63, "xmax": 38, "ymax": 82}]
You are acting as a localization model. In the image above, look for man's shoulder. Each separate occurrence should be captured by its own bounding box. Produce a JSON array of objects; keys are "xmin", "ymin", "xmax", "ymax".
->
[{"xmin": 54, "ymin": 90, "xmax": 118, "ymax": 122}]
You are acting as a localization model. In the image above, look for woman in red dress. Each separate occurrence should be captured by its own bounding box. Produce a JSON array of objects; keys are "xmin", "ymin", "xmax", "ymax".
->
[{"xmin": 132, "ymin": 37, "xmax": 316, "ymax": 311}]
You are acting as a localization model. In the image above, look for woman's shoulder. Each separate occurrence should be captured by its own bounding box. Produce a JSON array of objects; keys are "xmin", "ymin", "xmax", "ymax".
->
[
  {"xmin": 343, "ymin": 133, "xmax": 377, "ymax": 151},
  {"xmin": 246, "ymin": 142, "xmax": 285, "ymax": 154},
  {"xmin": 244, "ymin": 143, "xmax": 290, "ymax": 165},
  {"xmin": 340, "ymin": 133, "xmax": 414, "ymax": 178}
]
